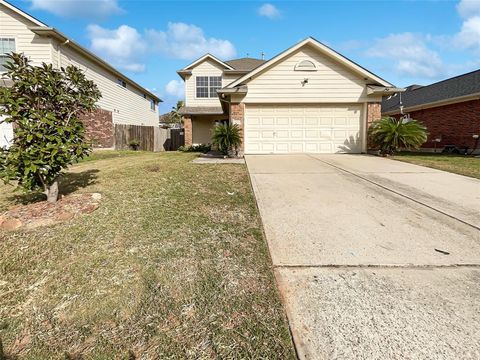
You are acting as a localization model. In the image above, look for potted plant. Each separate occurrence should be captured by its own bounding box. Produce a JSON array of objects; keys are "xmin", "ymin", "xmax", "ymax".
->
[
  {"xmin": 128, "ymin": 139, "xmax": 140, "ymax": 151},
  {"xmin": 368, "ymin": 116, "xmax": 428, "ymax": 156},
  {"xmin": 211, "ymin": 123, "xmax": 242, "ymax": 157}
]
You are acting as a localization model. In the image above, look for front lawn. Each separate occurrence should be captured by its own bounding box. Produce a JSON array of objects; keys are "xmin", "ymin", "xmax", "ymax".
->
[
  {"xmin": 0, "ymin": 151, "xmax": 294, "ymax": 359},
  {"xmin": 392, "ymin": 152, "xmax": 480, "ymax": 179}
]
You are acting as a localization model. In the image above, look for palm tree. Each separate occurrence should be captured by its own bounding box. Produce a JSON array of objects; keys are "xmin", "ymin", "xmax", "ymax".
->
[
  {"xmin": 170, "ymin": 100, "xmax": 184, "ymax": 124},
  {"xmin": 368, "ymin": 116, "xmax": 428, "ymax": 155}
]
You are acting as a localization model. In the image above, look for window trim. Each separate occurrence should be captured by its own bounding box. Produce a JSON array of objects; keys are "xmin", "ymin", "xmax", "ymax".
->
[
  {"xmin": 0, "ymin": 36, "xmax": 17, "ymax": 73},
  {"xmin": 195, "ymin": 75, "xmax": 222, "ymax": 99}
]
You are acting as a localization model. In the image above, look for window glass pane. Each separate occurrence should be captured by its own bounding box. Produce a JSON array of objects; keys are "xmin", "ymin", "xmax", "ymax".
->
[
  {"xmin": 196, "ymin": 87, "xmax": 208, "ymax": 98},
  {"xmin": 196, "ymin": 76, "xmax": 209, "ymax": 97},
  {"xmin": 0, "ymin": 38, "xmax": 15, "ymax": 71},
  {"xmin": 209, "ymin": 76, "xmax": 222, "ymax": 97}
]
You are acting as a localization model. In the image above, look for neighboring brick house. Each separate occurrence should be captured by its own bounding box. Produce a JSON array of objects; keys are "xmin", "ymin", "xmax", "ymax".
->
[
  {"xmin": 382, "ymin": 70, "xmax": 480, "ymax": 152},
  {"xmin": 177, "ymin": 37, "xmax": 400, "ymax": 154},
  {"xmin": 0, "ymin": 0, "xmax": 161, "ymax": 149}
]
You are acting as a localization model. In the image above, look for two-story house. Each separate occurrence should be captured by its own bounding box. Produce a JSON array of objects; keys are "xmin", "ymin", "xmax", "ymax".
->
[
  {"xmin": 177, "ymin": 37, "xmax": 402, "ymax": 154},
  {"xmin": 0, "ymin": 0, "xmax": 161, "ymax": 148}
]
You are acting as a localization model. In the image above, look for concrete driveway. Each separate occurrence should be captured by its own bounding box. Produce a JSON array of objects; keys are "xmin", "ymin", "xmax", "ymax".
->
[{"xmin": 246, "ymin": 154, "xmax": 480, "ymax": 359}]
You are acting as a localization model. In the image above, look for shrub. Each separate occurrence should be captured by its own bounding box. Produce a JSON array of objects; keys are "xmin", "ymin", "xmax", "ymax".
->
[
  {"xmin": 128, "ymin": 139, "xmax": 140, "ymax": 150},
  {"xmin": 368, "ymin": 116, "xmax": 428, "ymax": 155},
  {"xmin": 0, "ymin": 53, "xmax": 101, "ymax": 203},
  {"xmin": 211, "ymin": 124, "xmax": 242, "ymax": 156},
  {"xmin": 178, "ymin": 144, "xmax": 211, "ymax": 153}
]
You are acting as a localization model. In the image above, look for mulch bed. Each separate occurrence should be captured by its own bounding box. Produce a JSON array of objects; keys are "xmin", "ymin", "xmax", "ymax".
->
[{"xmin": 0, "ymin": 193, "xmax": 101, "ymax": 230}]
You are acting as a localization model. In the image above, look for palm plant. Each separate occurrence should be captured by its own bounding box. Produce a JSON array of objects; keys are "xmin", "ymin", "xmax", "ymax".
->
[
  {"xmin": 211, "ymin": 123, "xmax": 242, "ymax": 156},
  {"xmin": 368, "ymin": 116, "xmax": 428, "ymax": 155},
  {"xmin": 170, "ymin": 100, "xmax": 184, "ymax": 124}
]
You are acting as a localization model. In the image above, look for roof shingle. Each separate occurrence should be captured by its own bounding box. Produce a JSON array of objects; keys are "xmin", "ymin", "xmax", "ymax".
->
[
  {"xmin": 382, "ymin": 69, "xmax": 480, "ymax": 113},
  {"xmin": 224, "ymin": 58, "xmax": 267, "ymax": 72}
]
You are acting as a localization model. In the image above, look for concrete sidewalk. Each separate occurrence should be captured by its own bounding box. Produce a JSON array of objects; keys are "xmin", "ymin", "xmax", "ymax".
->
[{"xmin": 246, "ymin": 154, "xmax": 480, "ymax": 359}]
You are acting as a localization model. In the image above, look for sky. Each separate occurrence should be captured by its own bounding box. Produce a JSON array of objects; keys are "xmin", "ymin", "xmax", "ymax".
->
[{"xmin": 9, "ymin": 0, "xmax": 480, "ymax": 113}]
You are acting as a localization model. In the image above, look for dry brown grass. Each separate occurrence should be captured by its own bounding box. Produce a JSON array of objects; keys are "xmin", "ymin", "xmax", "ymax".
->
[{"xmin": 0, "ymin": 151, "xmax": 294, "ymax": 359}]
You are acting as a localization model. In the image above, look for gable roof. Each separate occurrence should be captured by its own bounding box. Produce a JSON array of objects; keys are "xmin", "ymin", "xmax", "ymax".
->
[
  {"xmin": 382, "ymin": 69, "xmax": 480, "ymax": 114},
  {"xmin": 180, "ymin": 54, "xmax": 234, "ymax": 71},
  {"xmin": 224, "ymin": 58, "xmax": 267, "ymax": 72},
  {"xmin": 0, "ymin": 0, "xmax": 161, "ymax": 103},
  {"xmin": 226, "ymin": 37, "xmax": 394, "ymax": 89}
]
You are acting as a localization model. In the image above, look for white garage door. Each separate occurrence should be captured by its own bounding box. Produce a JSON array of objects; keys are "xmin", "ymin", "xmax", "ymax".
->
[
  {"xmin": 244, "ymin": 104, "xmax": 363, "ymax": 154},
  {"xmin": 0, "ymin": 115, "xmax": 13, "ymax": 149}
]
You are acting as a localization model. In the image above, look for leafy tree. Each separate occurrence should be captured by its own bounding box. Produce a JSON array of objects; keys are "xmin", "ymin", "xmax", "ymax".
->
[
  {"xmin": 211, "ymin": 123, "xmax": 242, "ymax": 156},
  {"xmin": 368, "ymin": 116, "xmax": 428, "ymax": 155},
  {"xmin": 0, "ymin": 53, "xmax": 101, "ymax": 203},
  {"xmin": 170, "ymin": 100, "xmax": 184, "ymax": 124}
]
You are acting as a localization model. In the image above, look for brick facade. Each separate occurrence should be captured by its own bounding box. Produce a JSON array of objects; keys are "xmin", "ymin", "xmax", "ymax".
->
[
  {"xmin": 183, "ymin": 116, "xmax": 193, "ymax": 146},
  {"xmin": 393, "ymin": 99, "xmax": 480, "ymax": 149},
  {"xmin": 80, "ymin": 108, "xmax": 113, "ymax": 148},
  {"xmin": 229, "ymin": 103, "xmax": 245, "ymax": 152}
]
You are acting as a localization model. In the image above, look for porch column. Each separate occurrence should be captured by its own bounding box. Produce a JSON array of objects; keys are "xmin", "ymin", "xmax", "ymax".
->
[
  {"xmin": 183, "ymin": 116, "xmax": 192, "ymax": 146},
  {"xmin": 230, "ymin": 103, "xmax": 245, "ymax": 153}
]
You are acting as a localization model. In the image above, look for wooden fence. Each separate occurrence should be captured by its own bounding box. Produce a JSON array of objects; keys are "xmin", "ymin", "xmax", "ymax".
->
[{"xmin": 114, "ymin": 124, "xmax": 184, "ymax": 151}]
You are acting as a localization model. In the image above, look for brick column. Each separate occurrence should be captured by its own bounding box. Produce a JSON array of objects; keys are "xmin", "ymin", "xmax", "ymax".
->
[
  {"xmin": 183, "ymin": 116, "xmax": 192, "ymax": 146},
  {"xmin": 80, "ymin": 108, "xmax": 113, "ymax": 148},
  {"xmin": 366, "ymin": 102, "xmax": 382, "ymax": 128},
  {"xmin": 230, "ymin": 103, "xmax": 245, "ymax": 153},
  {"xmin": 366, "ymin": 102, "xmax": 382, "ymax": 151}
]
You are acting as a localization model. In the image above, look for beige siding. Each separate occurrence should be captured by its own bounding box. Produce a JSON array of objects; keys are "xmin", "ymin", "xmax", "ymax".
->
[
  {"xmin": 184, "ymin": 59, "xmax": 241, "ymax": 107},
  {"xmin": 242, "ymin": 45, "xmax": 374, "ymax": 103},
  {"xmin": 55, "ymin": 41, "xmax": 158, "ymax": 126},
  {"xmin": 0, "ymin": 3, "xmax": 52, "ymax": 66}
]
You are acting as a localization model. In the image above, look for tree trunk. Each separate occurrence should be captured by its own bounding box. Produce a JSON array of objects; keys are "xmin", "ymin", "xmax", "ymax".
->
[{"xmin": 45, "ymin": 180, "xmax": 59, "ymax": 203}]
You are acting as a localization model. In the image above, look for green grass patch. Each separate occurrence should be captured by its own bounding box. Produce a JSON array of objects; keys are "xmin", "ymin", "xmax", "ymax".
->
[
  {"xmin": 0, "ymin": 151, "xmax": 294, "ymax": 359},
  {"xmin": 392, "ymin": 152, "xmax": 480, "ymax": 179}
]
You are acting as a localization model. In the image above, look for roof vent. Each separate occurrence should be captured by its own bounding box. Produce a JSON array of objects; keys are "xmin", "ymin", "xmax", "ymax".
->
[{"xmin": 294, "ymin": 60, "xmax": 317, "ymax": 71}]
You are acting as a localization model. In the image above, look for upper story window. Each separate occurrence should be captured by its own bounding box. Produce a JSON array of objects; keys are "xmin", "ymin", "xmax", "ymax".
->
[
  {"xmin": 117, "ymin": 78, "xmax": 127, "ymax": 88},
  {"xmin": 0, "ymin": 38, "xmax": 16, "ymax": 72},
  {"xmin": 294, "ymin": 60, "xmax": 317, "ymax": 71},
  {"xmin": 196, "ymin": 76, "xmax": 222, "ymax": 98},
  {"xmin": 150, "ymin": 99, "xmax": 156, "ymax": 111}
]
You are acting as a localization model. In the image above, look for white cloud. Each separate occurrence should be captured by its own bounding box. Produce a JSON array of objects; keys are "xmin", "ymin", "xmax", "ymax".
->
[
  {"xmin": 87, "ymin": 24, "xmax": 147, "ymax": 72},
  {"xmin": 165, "ymin": 80, "xmax": 184, "ymax": 98},
  {"xmin": 457, "ymin": 0, "xmax": 480, "ymax": 18},
  {"xmin": 367, "ymin": 33, "xmax": 445, "ymax": 78},
  {"xmin": 454, "ymin": 16, "xmax": 480, "ymax": 50},
  {"xmin": 86, "ymin": 22, "xmax": 236, "ymax": 73},
  {"xmin": 146, "ymin": 22, "xmax": 236, "ymax": 60},
  {"xmin": 30, "ymin": 0, "xmax": 123, "ymax": 18},
  {"xmin": 258, "ymin": 3, "xmax": 281, "ymax": 19}
]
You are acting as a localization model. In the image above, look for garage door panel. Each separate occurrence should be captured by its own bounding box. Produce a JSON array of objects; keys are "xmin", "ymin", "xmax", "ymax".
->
[
  {"xmin": 245, "ymin": 104, "xmax": 362, "ymax": 154},
  {"xmin": 276, "ymin": 117, "xmax": 289, "ymax": 125},
  {"xmin": 291, "ymin": 118, "xmax": 303, "ymax": 126}
]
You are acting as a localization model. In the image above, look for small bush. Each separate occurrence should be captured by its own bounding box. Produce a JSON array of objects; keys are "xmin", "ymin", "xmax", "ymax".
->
[
  {"xmin": 368, "ymin": 116, "xmax": 428, "ymax": 155},
  {"xmin": 129, "ymin": 139, "xmax": 140, "ymax": 150},
  {"xmin": 178, "ymin": 144, "xmax": 211, "ymax": 153},
  {"xmin": 211, "ymin": 124, "xmax": 242, "ymax": 156}
]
